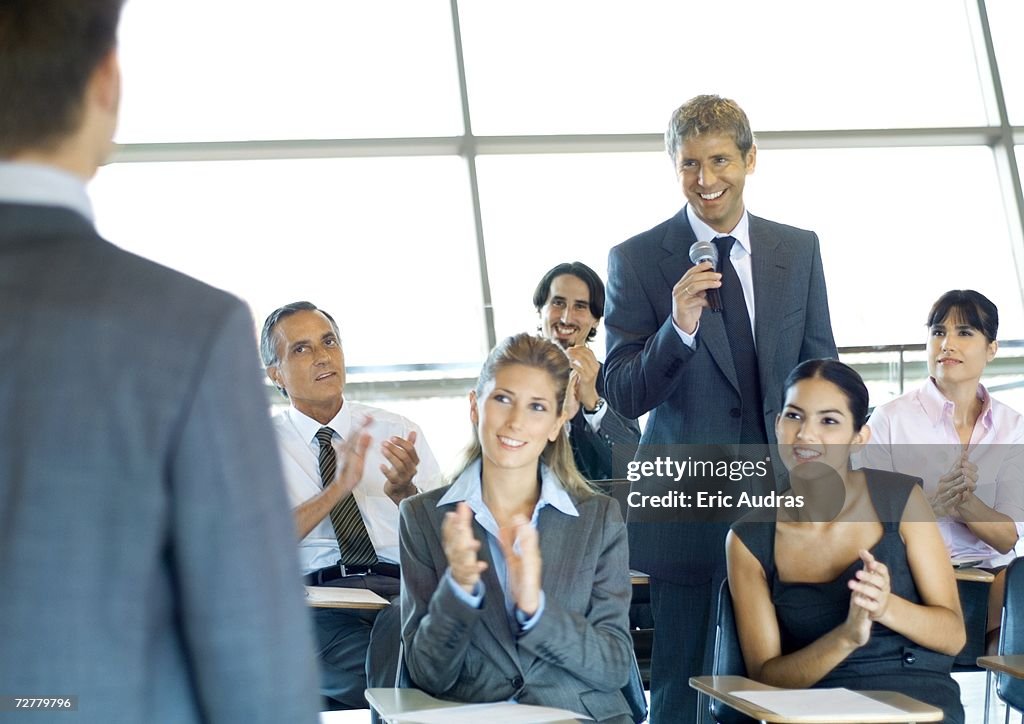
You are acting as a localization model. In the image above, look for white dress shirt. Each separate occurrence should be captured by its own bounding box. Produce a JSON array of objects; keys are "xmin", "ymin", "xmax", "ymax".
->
[
  {"xmin": 273, "ymin": 400, "xmax": 442, "ymax": 573},
  {"xmin": 675, "ymin": 205, "xmax": 756, "ymax": 348},
  {"xmin": 0, "ymin": 161, "xmax": 94, "ymax": 221}
]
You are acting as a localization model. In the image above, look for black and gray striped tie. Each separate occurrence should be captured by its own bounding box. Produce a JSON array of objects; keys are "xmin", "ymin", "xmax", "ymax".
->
[{"xmin": 316, "ymin": 426, "xmax": 378, "ymax": 566}]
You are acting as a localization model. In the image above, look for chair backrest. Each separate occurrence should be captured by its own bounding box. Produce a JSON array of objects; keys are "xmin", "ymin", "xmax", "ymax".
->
[
  {"xmin": 711, "ymin": 580, "xmax": 758, "ymax": 724},
  {"xmin": 953, "ymin": 577, "xmax": 989, "ymax": 671},
  {"xmin": 395, "ymin": 639, "xmax": 412, "ymax": 688},
  {"xmin": 997, "ymin": 557, "xmax": 1024, "ymax": 711}
]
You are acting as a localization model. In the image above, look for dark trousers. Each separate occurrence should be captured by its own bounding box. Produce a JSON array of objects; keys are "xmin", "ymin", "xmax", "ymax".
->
[
  {"xmin": 312, "ymin": 573, "xmax": 400, "ymax": 710},
  {"xmin": 648, "ymin": 574, "xmax": 723, "ymax": 724}
]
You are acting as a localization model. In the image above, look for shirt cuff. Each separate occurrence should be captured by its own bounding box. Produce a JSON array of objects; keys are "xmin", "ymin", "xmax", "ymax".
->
[
  {"xmin": 514, "ymin": 591, "xmax": 546, "ymax": 632},
  {"xmin": 672, "ymin": 318, "xmax": 698, "ymax": 349},
  {"xmin": 583, "ymin": 400, "xmax": 609, "ymax": 432},
  {"xmin": 445, "ymin": 568, "xmax": 484, "ymax": 608}
]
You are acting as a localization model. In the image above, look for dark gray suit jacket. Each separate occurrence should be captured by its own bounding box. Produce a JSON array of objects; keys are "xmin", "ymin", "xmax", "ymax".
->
[
  {"xmin": 604, "ymin": 207, "xmax": 837, "ymax": 582},
  {"xmin": 569, "ymin": 364, "xmax": 641, "ymax": 481},
  {"xmin": 399, "ymin": 484, "xmax": 633, "ymax": 723},
  {"xmin": 0, "ymin": 203, "xmax": 320, "ymax": 723}
]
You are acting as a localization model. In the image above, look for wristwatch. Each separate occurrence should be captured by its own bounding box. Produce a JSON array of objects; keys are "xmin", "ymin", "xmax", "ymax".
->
[{"xmin": 583, "ymin": 397, "xmax": 606, "ymax": 415}]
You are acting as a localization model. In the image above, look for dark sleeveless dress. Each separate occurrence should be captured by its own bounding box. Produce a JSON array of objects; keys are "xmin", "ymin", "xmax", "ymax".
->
[{"xmin": 731, "ymin": 469, "xmax": 964, "ymax": 724}]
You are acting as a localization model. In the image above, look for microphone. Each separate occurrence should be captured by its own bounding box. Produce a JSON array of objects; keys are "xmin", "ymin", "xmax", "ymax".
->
[{"xmin": 688, "ymin": 240, "xmax": 722, "ymax": 313}]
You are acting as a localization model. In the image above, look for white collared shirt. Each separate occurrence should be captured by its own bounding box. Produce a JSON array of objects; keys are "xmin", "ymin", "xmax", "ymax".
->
[
  {"xmin": 675, "ymin": 206, "xmax": 756, "ymax": 347},
  {"xmin": 0, "ymin": 161, "xmax": 94, "ymax": 222},
  {"xmin": 272, "ymin": 400, "xmax": 442, "ymax": 573}
]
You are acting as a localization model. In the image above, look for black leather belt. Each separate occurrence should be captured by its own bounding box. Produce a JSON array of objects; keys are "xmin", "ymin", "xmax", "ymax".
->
[{"xmin": 304, "ymin": 562, "xmax": 400, "ymax": 585}]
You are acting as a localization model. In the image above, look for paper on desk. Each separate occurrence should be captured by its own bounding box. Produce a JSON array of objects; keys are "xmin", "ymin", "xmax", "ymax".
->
[
  {"xmin": 732, "ymin": 688, "xmax": 907, "ymax": 718},
  {"xmin": 303, "ymin": 586, "xmax": 388, "ymax": 606},
  {"xmin": 385, "ymin": 701, "xmax": 591, "ymax": 723}
]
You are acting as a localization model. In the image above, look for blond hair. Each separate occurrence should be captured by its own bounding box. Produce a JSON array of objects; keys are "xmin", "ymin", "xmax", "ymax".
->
[{"xmin": 665, "ymin": 94, "xmax": 755, "ymax": 162}]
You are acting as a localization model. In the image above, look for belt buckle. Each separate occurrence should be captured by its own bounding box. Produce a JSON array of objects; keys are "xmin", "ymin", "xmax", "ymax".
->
[{"xmin": 338, "ymin": 564, "xmax": 369, "ymax": 578}]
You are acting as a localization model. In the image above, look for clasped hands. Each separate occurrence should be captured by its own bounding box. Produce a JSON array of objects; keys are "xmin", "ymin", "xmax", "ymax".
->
[
  {"xmin": 844, "ymin": 549, "xmax": 892, "ymax": 648},
  {"xmin": 930, "ymin": 450, "xmax": 978, "ymax": 518},
  {"xmin": 442, "ymin": 502, "xmax": 542, "ymax": 616},
  {"xmin": 563, "ymin": 345, "xmax": 600, "ymax": 418}
]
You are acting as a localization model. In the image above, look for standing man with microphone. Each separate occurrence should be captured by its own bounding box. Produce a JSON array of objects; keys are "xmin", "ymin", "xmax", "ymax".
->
[{"xmin": 603, "ymin": 94, "xmax": 837, "ymax": 723}]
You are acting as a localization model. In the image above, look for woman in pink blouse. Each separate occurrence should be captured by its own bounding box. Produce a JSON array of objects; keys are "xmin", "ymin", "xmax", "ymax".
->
[{"xmin": 859, "ymin": 290, "xmax": 1023, "ymax": 651}]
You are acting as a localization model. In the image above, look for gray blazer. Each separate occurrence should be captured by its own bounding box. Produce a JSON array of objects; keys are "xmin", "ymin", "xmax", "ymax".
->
[
  {"xmin": 399, "ymin": 483, "xmax": 633, "ymax": 723},
  {"xmin": 0, "ymin": 203, "xmax": 320, "ymax": 723},
  {"xmin": 604, "ymin": 207, "xmax": 837, "ymax": 583}
]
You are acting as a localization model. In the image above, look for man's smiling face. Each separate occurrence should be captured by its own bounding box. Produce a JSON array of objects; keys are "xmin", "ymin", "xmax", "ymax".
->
[
  {"xmin": 676, "ymin": 132, "xmax": 756, "ymax": 234},
  {"xmin": 539, "ymin": 274, "xmax": 598, "ymax": 350}
]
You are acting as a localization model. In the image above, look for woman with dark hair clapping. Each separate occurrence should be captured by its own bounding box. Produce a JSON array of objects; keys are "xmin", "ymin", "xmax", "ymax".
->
[
  {"xmin": 859, "ymin": 289, "xmax": 1024, "ymax": 653},
  {"xmin": 728, "ymin": 359, "xmax": 966, "ymax": 723}
]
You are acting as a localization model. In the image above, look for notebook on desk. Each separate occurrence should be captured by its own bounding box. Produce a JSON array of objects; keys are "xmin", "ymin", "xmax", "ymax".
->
[{"xmin": 731, "ymin": 688, "xmax": 914, "ymax": 720}]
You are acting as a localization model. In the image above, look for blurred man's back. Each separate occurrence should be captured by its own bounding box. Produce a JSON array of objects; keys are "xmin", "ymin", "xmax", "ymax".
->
[{"xmin": 0, "ymin": 2, "xmax": 320, "ymax": 721}]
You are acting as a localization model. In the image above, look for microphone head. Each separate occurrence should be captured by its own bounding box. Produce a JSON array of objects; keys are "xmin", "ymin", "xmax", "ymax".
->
[{"xmin": 689, "ymin": 240, "xmax": 718, "ymax": 267}]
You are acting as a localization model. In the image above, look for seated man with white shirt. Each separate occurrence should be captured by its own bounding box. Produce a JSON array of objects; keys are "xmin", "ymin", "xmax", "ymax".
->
[{"xmin": 260, "ymin": 301, "xmax": 441, "ymax": 710}]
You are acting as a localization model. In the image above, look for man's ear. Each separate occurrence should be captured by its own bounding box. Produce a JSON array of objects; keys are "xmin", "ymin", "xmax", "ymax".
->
[
  {"xmin": 266, "ymin": 366, "xmax": 283, "ymax": 392},
  {"xmin": 744, "ymin": 144, "xmax": 757, "ymax": 175},
  {"xmin": 89, "ymin": 48, "xmax": 121, "ymax": 114}
]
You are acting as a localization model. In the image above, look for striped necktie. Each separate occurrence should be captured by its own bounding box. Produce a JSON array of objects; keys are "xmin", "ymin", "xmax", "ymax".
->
[{"xmin": 316, "ymin": 426, "xmax": 378, "ymax": 566}]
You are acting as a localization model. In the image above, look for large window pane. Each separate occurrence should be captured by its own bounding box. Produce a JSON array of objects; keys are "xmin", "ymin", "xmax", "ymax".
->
[
  {"xmin": 459, "ymin": 0, "xmax": 986, "ymax": 135},
  {"xmin": 116, "ymin": 0, "xmax": 462, "ymax": 143},
  {"xmin": 987, "ymin": 0, "xmax": 1024, "ymax": 124},
  {"xmin": 842, "ymin": 346, "xmax": 1024, "ymax": 411},
  {"xmin": 476, "ymin": 152, "xmax": 680, "ymax": 349},
  {"xmin": 90, "ymin": 157, "xmax": 484, "ymax": 367},
  {"xmin": 479, "ymin": 147, "xmax": 1022, "ymax": 355},
  {"xmin": 747, "ymin": 146, "xmax": 1023, "ymax": 346}
]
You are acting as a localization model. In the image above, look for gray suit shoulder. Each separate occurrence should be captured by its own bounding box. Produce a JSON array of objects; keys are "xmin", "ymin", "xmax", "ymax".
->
[
  {"xmin": 748, "ymin": 213, "xmax": 818, "ymax": 243},
  {"xmin": 401, "ymin": 484, "xmax": 452, "ymax": 516},
  {"xmin": 571, "ymin": 487, "xmax": 620, "ymax": 521}
]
